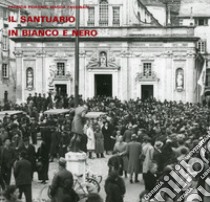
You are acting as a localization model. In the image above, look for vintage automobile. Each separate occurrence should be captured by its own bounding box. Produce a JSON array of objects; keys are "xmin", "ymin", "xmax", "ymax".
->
[
  {"xmin": 43, "ymin": 109, "xmax": 70, "ymax": 115},
  {"xmin": 0, "ymin": 110, "xmax": 24, "ymax": 121},
  {"xmin": 85, "ymin": 111, "xmax": 107, "ymax": 119}
]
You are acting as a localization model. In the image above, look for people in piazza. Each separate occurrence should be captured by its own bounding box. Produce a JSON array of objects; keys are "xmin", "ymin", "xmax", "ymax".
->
[{"xmin": 0, "ymin": 95, "xmax": 210, "ymax": 201}]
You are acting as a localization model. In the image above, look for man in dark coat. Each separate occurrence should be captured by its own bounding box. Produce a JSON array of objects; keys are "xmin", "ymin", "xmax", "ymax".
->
[
  {"xmin": 14, "ymin": 151, "xmax": 32, "ymax": 202},
  {"xmin": 37, "ymin": 138, "xmax": 50, "ymax": 184},
  {"xmin": 18, "ymin": 137, "xmax": 36, "ymax": 178},
  {"xmin": 49, "ymin": 127, "xmax": 60, "ymax": 162},
  {"xmin": 50, "ymin": 158, "xmax": 79, "ymax": 202},
  {"xmin": 105, "ymin": 170, "xmax": 126, "ymax": 202},
  {"xmin": 0, "ymin": 138, "xmax": 16, "ymax": 185},
  {"xmin": 107, "ymin": 153, "xmax": 123, "ymax": 176},
  {"xmin": 29, "ymin": 117, "xmax": 39, "ymax": 144}
]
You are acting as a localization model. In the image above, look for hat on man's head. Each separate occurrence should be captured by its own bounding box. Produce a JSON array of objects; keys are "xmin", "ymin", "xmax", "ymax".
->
[
  {"xmin": 59, "ymin": 157, "xmax": 66, "ymax": 167},
  {"xmin": 131, "ymin": 134, "xmax": 137, "ymax": 140},
  {"xmin": 154, "ymin": 141, "xmax": 163, "ymax": 148}
]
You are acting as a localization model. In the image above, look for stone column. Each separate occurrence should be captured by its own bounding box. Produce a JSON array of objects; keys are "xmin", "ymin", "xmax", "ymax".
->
[
  {"xmin": 120, "ymin": 43, "xmax": 129, "ymax": 100},
  {"xmin": 14, "ymin": 50, "xmax": 23, "ymax": 104},
  {"xmin": 36, "ymin": 49, "xmax": 45, "ymax": 94},
  {"xmin": 186, "ymin": 50, "xmax": 196, "ymax": 103},
  {"xmin": 164, "ymin": 50, "xmax": 173, "ymax": 101}
]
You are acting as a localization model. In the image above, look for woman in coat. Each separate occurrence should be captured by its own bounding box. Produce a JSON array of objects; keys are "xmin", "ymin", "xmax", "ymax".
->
[
  {"xmin": 105, "ymin": 170, "xmax": 126, "ymax": 202},
  {"xmin": 37, "ymin": 138, "xmax": 49, "ymax": 184},
  {"xmin": 113, "ymin": 136, "xmax": 128, "ymax": 178},
  {"xmin": 94, "ymin": 126, "xmax": 105, "ymax": 158},
  {"xmin": 102, "ymin": 122, "xmax": 113, "ymax": 154},
  {"xmin": 86, "ymin": 122, "xmax": 95, "ymax": 158},
  {"xmin": 125, "ymin": 134, "xmax": 142, "ymax": 183}
]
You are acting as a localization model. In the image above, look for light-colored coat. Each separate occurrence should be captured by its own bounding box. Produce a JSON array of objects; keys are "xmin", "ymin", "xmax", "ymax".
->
[
  {"xmin": 86, "ymin": 127, "xmax": 95, "ymax": 151},
  {"xmin": 142, "ymin": 143, "xmax": 154, "ymax": 173}
]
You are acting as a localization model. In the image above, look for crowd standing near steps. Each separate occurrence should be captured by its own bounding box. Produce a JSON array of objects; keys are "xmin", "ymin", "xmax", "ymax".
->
[{"xmin": 1, "ymin": 94, "xmax": 210, "ymax": 201}]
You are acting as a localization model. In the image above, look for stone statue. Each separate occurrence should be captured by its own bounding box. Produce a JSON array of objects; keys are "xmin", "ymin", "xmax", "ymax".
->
[
  {"xmin": 48, "ymin": 65, "xmax": 56, "ymax": 87},
  {"xmin": 26, "ymin": 68, "xmax": 33, "ymax": 89},
  {"xmin": 99, "ymin": 51, "xmax": 107, "ymax": 67},
  {"xmin": 176, "ymin": 69, "xmax": 184, "ymax": 89}
]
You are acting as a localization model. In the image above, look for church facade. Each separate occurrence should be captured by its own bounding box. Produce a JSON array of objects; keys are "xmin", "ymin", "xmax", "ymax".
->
[{"xmin": 11, "ymin": 0, "xmax": 204, "ymax": 103}]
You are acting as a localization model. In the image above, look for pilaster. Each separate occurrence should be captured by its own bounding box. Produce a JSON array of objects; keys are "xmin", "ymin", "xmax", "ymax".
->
[{"xmin": 14, "ymin": 50, "xmax": 23, "ymax": 104}]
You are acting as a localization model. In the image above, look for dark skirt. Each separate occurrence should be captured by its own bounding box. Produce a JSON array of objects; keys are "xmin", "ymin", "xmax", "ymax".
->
[{"xmin": 38, "ymin": 159, "xmax": 49, "ymax": 181}]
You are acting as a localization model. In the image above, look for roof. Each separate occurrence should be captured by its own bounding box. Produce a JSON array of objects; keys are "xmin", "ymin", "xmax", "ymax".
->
[
  {"xmin": 140, "ymin": 0, "xmax": 181, "ymax": 25},
  {"xmin": 0, "ymin": 110, "xmax": 23, "ymax": 115},
  {"xmin": 179, "ymin": 0, "xmax": 210, "ymax": 17},
  {"xmin": 0, "ymin": 111, "xmax": 23, "ymax": 121}
]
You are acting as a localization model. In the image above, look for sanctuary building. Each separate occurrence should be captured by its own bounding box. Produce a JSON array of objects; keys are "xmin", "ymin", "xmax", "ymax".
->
[{"xmin": 9, "ymin": 0, "xmax": 205, "ymax": 103}]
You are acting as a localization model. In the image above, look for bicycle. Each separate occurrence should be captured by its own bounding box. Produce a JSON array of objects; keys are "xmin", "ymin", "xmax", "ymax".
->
[{"xmin": 38, "ymin": 173, "xmax": 102, "ymax": 202}]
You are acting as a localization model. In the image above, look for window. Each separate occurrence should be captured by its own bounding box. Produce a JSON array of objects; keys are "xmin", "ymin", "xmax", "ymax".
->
[
  {"xmin": 3, "ymin": 8, "xmax": 8, "ymax": 19},
  {"xmin": 143, "ymin": 63, "xmax": 152, "ymax": 77},
  {"xmin": 195, "ymin": 18, "xmax": 208, "ymax": 26},
  {"xmin": 2, "ymin": 64, "xmax": 8, "ymax": 78},
  {"xmin": 113, "ymin": 7, "xmax": 120, "ymax": 26},
  {"xmin": 57, "ymin": 62, "xmax": 65, "ymax": 76},
  {"xmin": 99, "ymin": 0, "xmax": 108, "ymax": 26},
  {"xmin": 197, "ymin": 40, "xmax": 207, "ymax": 53},
  {"xmin": 179, "ymin": 19, "xmax": 183, "ymax": 26},
  {"xmin": 2, "ymin": 36, "xmax": 8, "ymax": 50},
  {"xmin": 88, "ymin": 7, "xmax": 95, "ymax": 26}
]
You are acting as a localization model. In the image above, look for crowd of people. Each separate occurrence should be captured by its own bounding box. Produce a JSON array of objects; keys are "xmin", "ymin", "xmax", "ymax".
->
[{"xmin": 0, "ymin": 93, "xmax": 210, "ymax": 202}]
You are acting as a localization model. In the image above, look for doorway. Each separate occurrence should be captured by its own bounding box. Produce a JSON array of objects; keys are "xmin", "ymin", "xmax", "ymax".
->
[
  {"xmin": 55, "ymin": 84, "xmax": 67, "ymax": 96},
  {"xmin": 141, "ymin": 85, "xmax": 153, "ymax": 100},
  {"xmin": 95, "ymin": 74, "xmax": 112, "ymax": 97}
]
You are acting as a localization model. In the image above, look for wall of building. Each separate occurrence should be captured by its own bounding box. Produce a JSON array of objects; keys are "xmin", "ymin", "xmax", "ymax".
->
[
  {"xmin": 0, "ymin": 8, "xmax": 19, "ymax": 103},
  {"xmin": 14, "ymin": 38, "xmax": 202, "ymax": 104}
]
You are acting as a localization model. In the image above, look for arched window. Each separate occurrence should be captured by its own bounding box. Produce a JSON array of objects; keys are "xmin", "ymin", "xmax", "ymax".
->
[
  {"xmin": 26, "ymin": 67, "xmax": 33, "ymax": 90},
  {"xmin": 99, "ymin": 0, "xmax": 108, "ymax": 26},
  {"xmin": 176, "ymin": 68, "xmax": 184, "ymax": 90}
]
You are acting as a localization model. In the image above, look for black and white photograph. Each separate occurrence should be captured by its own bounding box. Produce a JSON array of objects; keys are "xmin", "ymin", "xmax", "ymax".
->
[{"xmin": 0, "ymin": 0, "xmax": 210, "ymax": 201}]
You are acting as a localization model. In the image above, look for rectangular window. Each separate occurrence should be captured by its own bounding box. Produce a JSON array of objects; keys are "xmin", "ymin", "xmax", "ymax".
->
[
  {"xmin": 2, "ymin": 64, "xmax": 8, "ymax": 78},
  {"xmin": 113, "ymin": 7, "xmax": 120, "ymax": 26},
  {"xmin": 88, "ymin": 7, "xmax": 95, "ymax": 26},
  {"xmin": 195, "ymin": 18, "xmax": 208, "ymax": 26},
  {"xmin": 179, "ymin": 19, "xmax": 183, "ymax": 26},
  {"xmin": 57, "ymin": 62, "xmax": 65, "ymax": 76},
  {"xmin": 2, "ymin": 36, "xmax": 8, "ymax": 50},
  {"xmin": 99, "ymin": 3, "xmax": 108, "ymax": 26},
  {"xmin": 143, "ymin": 63, "xmax": 152, "ymax": 77},
  {"xmin": 3, "ymin": 8, "xmax": 8, "ymax": 19},
  {"xmin": 197, "ymin": 40, "xmax": 207, "ymax": 53}
]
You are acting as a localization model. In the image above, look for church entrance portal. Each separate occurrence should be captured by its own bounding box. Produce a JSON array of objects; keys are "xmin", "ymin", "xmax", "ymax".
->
[
  {"xmin": 141, "ymin": 85, "xmax": 153, "ymax": 100},
  {"xmin": 95, "ymin": 74, "xmax": 112, "ymax": 97},
  {"xmin": 55, "ymin": 84, "xmax": 67, "ymax": 96}
]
